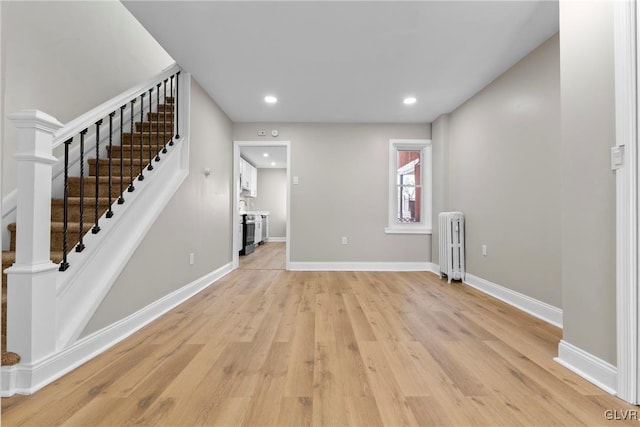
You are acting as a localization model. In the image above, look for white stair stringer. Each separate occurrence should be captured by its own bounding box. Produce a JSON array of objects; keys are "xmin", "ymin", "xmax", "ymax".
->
[{"xmin": 56, "ymin": 135, "xmax": 189, "ymax": 348}]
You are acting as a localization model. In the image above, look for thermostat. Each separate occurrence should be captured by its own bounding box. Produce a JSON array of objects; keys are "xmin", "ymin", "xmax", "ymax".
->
[{"xmin": 271, "ymin": 129, "xmax": 279, "ymax": 137}]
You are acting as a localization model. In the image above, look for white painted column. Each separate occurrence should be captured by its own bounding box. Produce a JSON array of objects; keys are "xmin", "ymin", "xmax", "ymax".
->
[{"xmin": 5, "ymin": 110, "xmax": 63, "ymax": 364}]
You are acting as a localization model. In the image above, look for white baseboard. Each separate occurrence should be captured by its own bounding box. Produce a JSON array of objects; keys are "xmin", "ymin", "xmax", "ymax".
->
[
  {"xmin": 555, "ymin": 340, "xmax": 617, "ymax": 395},
  {"xmin": 1, "ymin": 262, "xmax": 233, "ymax": 397},
  {"xmin": 288, "ymin": 261, "xmax": 430, "ymax": 272},
  {"xmin": 266, "ymin": 237, "xmax": 286, "ymax": 243},
  {"xmin": 464, "ymin": 273, "xmax": 563, "ymax": 328},
  {"xmin": 427, "ymin": 262, "xmax": 440, "ymax": 274}
]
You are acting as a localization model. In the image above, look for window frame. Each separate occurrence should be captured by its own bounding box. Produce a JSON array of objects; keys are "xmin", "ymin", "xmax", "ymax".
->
[{"xmin": 385, "ymin": 139, "xmax": 432, "ymax": 235}]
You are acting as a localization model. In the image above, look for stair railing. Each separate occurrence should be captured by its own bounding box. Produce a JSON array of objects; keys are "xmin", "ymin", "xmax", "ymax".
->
[{"xmin": 5, "ymin": 63, "xmax": 181, "ymax": 365}]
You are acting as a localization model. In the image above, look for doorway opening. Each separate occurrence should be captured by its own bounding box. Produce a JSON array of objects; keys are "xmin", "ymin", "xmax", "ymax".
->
[{"xmin": 232, "ymin": 141, "xmax": 291, "ymax": 271}]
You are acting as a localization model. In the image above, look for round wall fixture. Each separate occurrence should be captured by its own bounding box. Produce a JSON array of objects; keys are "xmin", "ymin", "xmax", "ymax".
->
[{"xmin": 271, "ymin": 129, "xmax": 279, "ymax": 137}]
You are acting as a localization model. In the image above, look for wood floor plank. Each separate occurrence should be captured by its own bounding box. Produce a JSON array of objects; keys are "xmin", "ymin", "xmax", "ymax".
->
[
  {"xmin": 240, "ymin": 342, "xmax": 290, "ymax": 426},
  {"xmin": 344, "ymin": 396, "xmax": 385, "ymax": 427},
  {"xmin": 3, "ymin": 244, "xmax": 638, "ymax": 426},
  {"xmin": 358, "ymin": 340, "xmax": 421, "ymax": 427},
  {"xmin": 62, "ymin": 344, "xmax": 202, "ymax": 426},
  {"xmin": 284, "ymin": 312, "xmax": 315, "ymax": 397},
  {"xmin": 312, "ymin": 340, "xmax": 349, "ymax": 426},
  {"xmin": 276, "ymin": 397, "xmax": 313, "ymax": 427}
]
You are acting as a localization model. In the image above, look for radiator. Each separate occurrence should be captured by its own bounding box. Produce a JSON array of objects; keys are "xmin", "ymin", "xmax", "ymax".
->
[{"xmin": 438, "ymin": 212, "xmax": 465, "ymax": 283}]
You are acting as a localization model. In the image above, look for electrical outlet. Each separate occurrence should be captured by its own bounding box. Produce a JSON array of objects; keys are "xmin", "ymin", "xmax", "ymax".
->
[
  {"xmin": 189, "ymin": 253, "xmax": 195, "ymax": 265},
  {"xmin": 482, "ymin": 245, "xmax": 487, "ymax": 256},
  {"xmin": 342, "ymin": 236, "xmax": 348, "ymax": 245}
]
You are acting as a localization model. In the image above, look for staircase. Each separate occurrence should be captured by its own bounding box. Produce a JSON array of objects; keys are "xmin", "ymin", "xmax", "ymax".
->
[{"xmin": 1, "ymin": 98, "xmax": 175, "ymax": 366}]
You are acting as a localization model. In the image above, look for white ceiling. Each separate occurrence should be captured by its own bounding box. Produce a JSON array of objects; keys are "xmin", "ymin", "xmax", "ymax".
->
[
  {"xmin": 123, "ymin": 1, "xmax": 559, "ymax": 123},
  {"xmin": 240, "ymin": 146, "xmax": 287, "ymax": 169}
]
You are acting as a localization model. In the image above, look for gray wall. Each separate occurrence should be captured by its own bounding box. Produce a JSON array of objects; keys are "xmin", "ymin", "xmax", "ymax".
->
[
  {"xmin": 252, "ymin": 168, "xmax": 287, "ymax": 238},
  {"xmin": 233, "ymin": 123, "xmax": 431, "ymax": 263},
  {"xmin": 82, "ymin": 78, "xmax": 233, "ymax": 336},
  {"xmin": 433, "ymin": 34, "xmax": 562, "ymax": 308},
  {"xmin": 559, "ymin": 1, "xmax": 616, "ymax": 365},
  {"xmin": 1, "ymin": 1, "xmax": 173, "ymax": 196},
  {"xmin": 431, "ymin": 114, "xmax": 449, "ymax": 265}
]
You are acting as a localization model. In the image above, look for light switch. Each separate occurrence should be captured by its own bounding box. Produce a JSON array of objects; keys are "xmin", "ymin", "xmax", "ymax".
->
[
  {"xmin": 293, "ymin": 176, "xmax": 299, "ymax": 185},
  {"xmin": 611, "ymin": 146, "xmax": 624, "ymax": 170}
]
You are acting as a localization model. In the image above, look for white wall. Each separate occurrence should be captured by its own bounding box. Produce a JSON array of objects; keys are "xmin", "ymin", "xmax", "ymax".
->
[
  {"xmin": 1, "ymin": 0, "xmax": 173, "ymax": 196},
  {"xmin": 82, "ymin": 78, "xmax": 233, "ymax": 336},
  {"xmin": 233, "ymin": 123, "xmax": 431, "ymax": 264},
  {"xmin": 251, "ymin": 168, "xmax": 287, "ymax": 238},
  {"xmin": 433, "ymin": 34, "xmax": 562, "ymax": 308},
  {"xmin": 559, "ymin": 1, "xmax": 616, "ymax": 365}
]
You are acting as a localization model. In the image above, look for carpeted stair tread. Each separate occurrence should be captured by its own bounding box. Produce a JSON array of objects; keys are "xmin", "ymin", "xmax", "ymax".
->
[
  {"xmin": 2, "ymin": 251, "xmax": 16, "ymax": 266},
  {"xmin": 8, "ymin": 222, "xmax": 93, "ymax": 233},
  {"xmin": 88, "ymin": 158, "xmax": 156, "ymax": 166},
  {"xmin": 2, "ymin": 352, "xmax": 20, "ymax": 366},
  {"xmin": 108, "ymin": 145, "xmax": 161, "ymax": 155},
  {"xmin": 68, "ymin": 176, "xmax": 129, "ymax": 198},
  {"xmin": 121, "ymin": 132, "xmax": 173, "ymax": 145},
  {"xmin": 51, "ymin": 198, "xmax": 111, "ymax": 222},
  {"xmin": 88, "ymin": 159, "xmax": 154, "ymax": 177},
  {"xmin": 51, "ymin": 197, "xmax": 111, "ymax": 206},
  {"xmin": 69, "ymin": 175, "xmax": 127, "ymax": 184},
  {"xmin": 156, "ymin": 103, "xmax": 174, "ymax": 111},
  {"xmin": 135, "ymin": 122, "xmax": 173, "ymax": 132}
]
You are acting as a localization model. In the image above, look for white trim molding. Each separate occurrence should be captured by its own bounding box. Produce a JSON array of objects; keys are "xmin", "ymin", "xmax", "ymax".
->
[
  {"xmin": 288, "ymin": 262, "xmax": 430, "ymax": 272},
  {"xmin": 463, "ymin": 273, "xmax": 563, "ymax": 329},
  {"xmin": 267, "ymin": 236, "xmax": 286, "ymax": 243},
  {"xmin": 427, "ymin": 262, "xmax": 440, "ymax": 275},
  {"xmin": 1, "ymin": 262, "xmax": 233, "ymax": 397},
  {"xmin": 555, "ymin": 340, "xmax": 618, "ymax": 396},
  {"xmin": 387, "ymin": 139, "xmax": 433, "ymax": 234},
  {"xmin": 233, "ymin": 141, "xmax": 291, "ymax": 271},
  {"xmin": 614, "ymin": 0, "xmax": 639, "ymax": 405}
]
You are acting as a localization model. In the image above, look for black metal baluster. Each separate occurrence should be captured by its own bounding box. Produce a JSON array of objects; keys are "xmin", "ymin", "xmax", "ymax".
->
[
  {"xmin": 92, "ymin": 120, "xmax": 103, "ymax": 234},
  {"xmin": 162, "ymin": 79, "xmax": 168, "ymax": 153},
  {"xmin": 138, "ymin": 93, "xmax": 145, "ymax": 181},
  {"xmin": 175, "ymin": 71, "xmax": 181, "ymax": 139},
  {"xmin": 155, "ymin": 83, "xmax": 161, "ymax": 161},
  {"xmin": 76, "ymin": 129, "xmax": 87, "ymax": 253},
  {"xmin": 169, "ymin": 75, "xmax": 174, "ymax": 146},
  {"xmin": 106, "ymin": 112, "xmax": 115, "ymax": 218},
  {"xmin": 147, "ymin": 87, "xmax": 154, "ymax": 171},
  {"xmin": 128, "ymin": 99, "xmax": 136, "ymax": 191},
  {"xmin": 59, "ymin": 137, "xmax": 72, "ymax": 271},
  {"xmin": 118, "ymin": 105, "xmax": 125, "ymax": 204}
]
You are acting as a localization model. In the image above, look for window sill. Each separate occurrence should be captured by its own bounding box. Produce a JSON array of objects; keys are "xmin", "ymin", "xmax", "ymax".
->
[{"xmin": 384, "ymin": 227, "xmax": 432, "ymax": 235}]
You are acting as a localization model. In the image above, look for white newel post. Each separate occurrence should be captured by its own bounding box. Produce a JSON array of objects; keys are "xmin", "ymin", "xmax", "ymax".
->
[{"xmin": 5, "ymin": 110, "xmax": 63, "ymax": 364}]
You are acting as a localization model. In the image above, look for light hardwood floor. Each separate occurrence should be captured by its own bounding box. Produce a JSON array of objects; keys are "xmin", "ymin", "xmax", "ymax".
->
[
  {"xmin": 2, "ymin": 244, "xmax": 637, "ymax": 426},
  {"xmin": 239, "ymin": 242, "xmax": 286, "ymax": 270}
]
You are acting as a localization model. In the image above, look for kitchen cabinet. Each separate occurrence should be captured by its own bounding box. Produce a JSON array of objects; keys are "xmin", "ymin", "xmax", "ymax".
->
[{"xmin": 240, "ymin": 158, "xmax": 258, "ymax": 198}]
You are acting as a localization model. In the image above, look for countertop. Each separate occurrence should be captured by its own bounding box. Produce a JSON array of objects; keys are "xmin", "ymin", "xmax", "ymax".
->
[{"xmin": 239, "ymin": 211, "xmax": 270, "ymax": 216}]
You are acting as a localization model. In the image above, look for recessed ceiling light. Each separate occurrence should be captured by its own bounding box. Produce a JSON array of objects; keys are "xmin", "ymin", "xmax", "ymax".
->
[
  {"xmin": 403, "ymin": 97, "xmax": 417, "ymax": 105},
  {"xmin": 263, "ymin": 153, "xmax": 269, "ymax": 157},
  {"xmin": 264, "ymin": 95, "xmax": 277, "ymax": 104},
  {"xmin": 271, "ymin": 162, "xmax": 276, "ymax": 166}
]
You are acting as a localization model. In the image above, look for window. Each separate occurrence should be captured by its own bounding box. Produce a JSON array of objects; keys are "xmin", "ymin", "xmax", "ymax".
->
[{"xmin": 386, "ymin": 139, "xmax": 432, "ymax": 234}]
